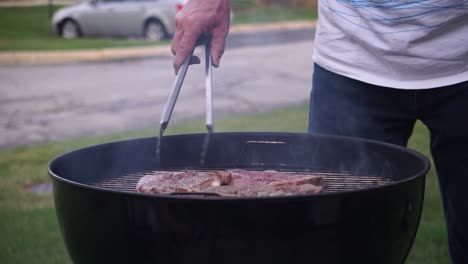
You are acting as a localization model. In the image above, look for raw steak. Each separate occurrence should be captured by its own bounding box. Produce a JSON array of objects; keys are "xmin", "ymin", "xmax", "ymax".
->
[
  {"xmin": 136, "ymin": 169, "xmax": 324, "ymax": 197},
  {"xmin": 202, "ymin": 184, "xmax": 323, "ymax": 197},
  {"xmin": 136, "ymin": 170, "xmax": 232, "ymax": 194}
]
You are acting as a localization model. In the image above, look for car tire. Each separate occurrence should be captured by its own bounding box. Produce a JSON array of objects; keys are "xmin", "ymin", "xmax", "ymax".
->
[
  {"xmin": 61, "ymin": 19, "xmax": 81, "ymax": 39},
  {"xmin": 144, "ymin": 20, "xmax": 166, "ymax": 41}
]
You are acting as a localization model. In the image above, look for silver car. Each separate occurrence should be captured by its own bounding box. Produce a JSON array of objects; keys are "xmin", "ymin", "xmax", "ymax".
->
[{"xmin": 52, "ymin": 0, "xmax": 187, "ymax": 40}]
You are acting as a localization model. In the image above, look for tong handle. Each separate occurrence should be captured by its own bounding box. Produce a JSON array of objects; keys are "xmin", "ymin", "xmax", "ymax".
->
[
  {"xmin": 205, "ymin": 40, "xmax": 214, "ymax": 133},
  {"xmin": 159, "ymin": 49, "xmax": 193, "ymax": 132},
  {"xmin": 160, "ymin": 37, "xmax": 214, "ymax": 136}
]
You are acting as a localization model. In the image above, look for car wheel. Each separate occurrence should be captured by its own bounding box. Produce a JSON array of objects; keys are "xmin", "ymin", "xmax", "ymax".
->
[
  {"xmin": 144, "ymin": 20, "xmax": 166, "ymax": 41},
  {"xmin": 61, "ymin": 20, "xmax": 80, "ymax": 39}
]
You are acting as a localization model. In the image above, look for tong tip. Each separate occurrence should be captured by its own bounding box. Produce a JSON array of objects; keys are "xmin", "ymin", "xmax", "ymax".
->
[
  {"xmin": 159, "ymin": 123, "xmax": 167, "ymax": 138},
  {"xmin": 206, "ymin": 124, "xmax": 214, "ymax": 134}
]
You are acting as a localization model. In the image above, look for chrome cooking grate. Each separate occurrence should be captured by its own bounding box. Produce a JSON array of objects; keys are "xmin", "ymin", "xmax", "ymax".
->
[{"xmin": 90, "ymin": 169, "xmax": 394, "ymax": 194}]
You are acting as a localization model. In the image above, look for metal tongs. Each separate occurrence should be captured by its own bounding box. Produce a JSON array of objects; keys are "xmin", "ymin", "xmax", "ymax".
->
[{"xmin": 158, "ymin": 39, "xmax": 214, "ymax": 165}]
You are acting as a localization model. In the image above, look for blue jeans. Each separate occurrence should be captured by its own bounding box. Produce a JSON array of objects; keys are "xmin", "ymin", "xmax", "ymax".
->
[{"xmin": 309, "ymin": 64, "xmax": 468, "ymax": 264}]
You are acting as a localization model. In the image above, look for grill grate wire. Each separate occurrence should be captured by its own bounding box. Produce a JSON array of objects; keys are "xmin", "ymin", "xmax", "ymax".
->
[{"xmin": 90, "ymin": 169, "xmax": 394, "ymax": 194}]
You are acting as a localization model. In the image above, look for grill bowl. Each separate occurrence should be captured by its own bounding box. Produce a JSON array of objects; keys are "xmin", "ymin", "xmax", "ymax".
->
[{"xmin": 49, "ymin": 132, "xmax": 429, "ymax": 264}]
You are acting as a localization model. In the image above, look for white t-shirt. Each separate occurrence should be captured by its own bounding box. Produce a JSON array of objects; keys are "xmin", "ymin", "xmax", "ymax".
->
[{"xmin": 313, "ymin": 0, "xmax": 468, "ymax": 89}]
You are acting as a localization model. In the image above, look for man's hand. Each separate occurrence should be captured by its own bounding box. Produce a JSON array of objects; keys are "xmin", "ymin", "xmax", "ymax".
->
[{"xmin": 171, "ymin": 0, "xmax": 231, "ymax": 74}]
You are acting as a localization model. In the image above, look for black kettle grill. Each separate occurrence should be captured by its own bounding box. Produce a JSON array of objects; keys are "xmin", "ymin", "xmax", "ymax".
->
[{"xmin": 48, "ymin": 132, "xmax": 430, "ymax": 264}]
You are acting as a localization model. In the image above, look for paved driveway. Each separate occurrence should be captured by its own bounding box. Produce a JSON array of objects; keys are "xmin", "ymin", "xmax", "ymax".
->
[{"xmin": 0, "ymin": 38, "xmax": 315, "ymax": 149}]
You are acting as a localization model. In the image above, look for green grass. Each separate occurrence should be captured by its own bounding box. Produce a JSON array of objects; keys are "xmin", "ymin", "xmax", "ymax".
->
[
  {"xmin": 0, "ymin": 5, "xmax": 316, "ymax": 51},
  {"xmin": 0, "ymin": 104, "xmax": 449, "ymax": 263},
  {"xmin": 0, "ymin": 38, "xmax": 165, "ymax": 52},
  {"xmin": 406, "ymin": 127, "xmax": 449, "ymax": 263},
  {"xmin": 233, "ymin": 6, "xmax": 318, "ymax": 24},
  {"xmin": 0, "ymin": 6, "xmax": 60, "ymax": 39}
]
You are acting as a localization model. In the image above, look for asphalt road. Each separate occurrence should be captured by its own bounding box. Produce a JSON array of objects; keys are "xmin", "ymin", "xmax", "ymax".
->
[{"xmin": 0, "ymin": 29, "xmax": 315, "ymax": 149}]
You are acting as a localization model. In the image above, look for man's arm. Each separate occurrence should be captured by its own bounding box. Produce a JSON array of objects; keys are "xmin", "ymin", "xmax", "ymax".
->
[{"xmin": 171, "ymin": 0, "xmax": 231, "ymax": 74}]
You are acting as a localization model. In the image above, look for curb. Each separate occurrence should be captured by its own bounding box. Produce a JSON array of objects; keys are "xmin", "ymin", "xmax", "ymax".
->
[
  {"xmin": 0, "ymin": 46, "xmax": 172, "ymax": 65},
  {"xmin": 0, "ymin": 20, "xmax": 316, "ymax": 66}
]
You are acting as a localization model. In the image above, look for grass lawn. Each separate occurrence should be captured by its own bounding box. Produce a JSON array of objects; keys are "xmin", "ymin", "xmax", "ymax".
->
[
  {"xmin": 0, "ymin": 5, "xmax": 316, "ymax": 51},
  {"xmin": 233, "ymin": 6, "xmax": 317, "ymax": 24},
  {"xmin": 0, "ymin": 104, "xmax": 449, "ymax": 263}
]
